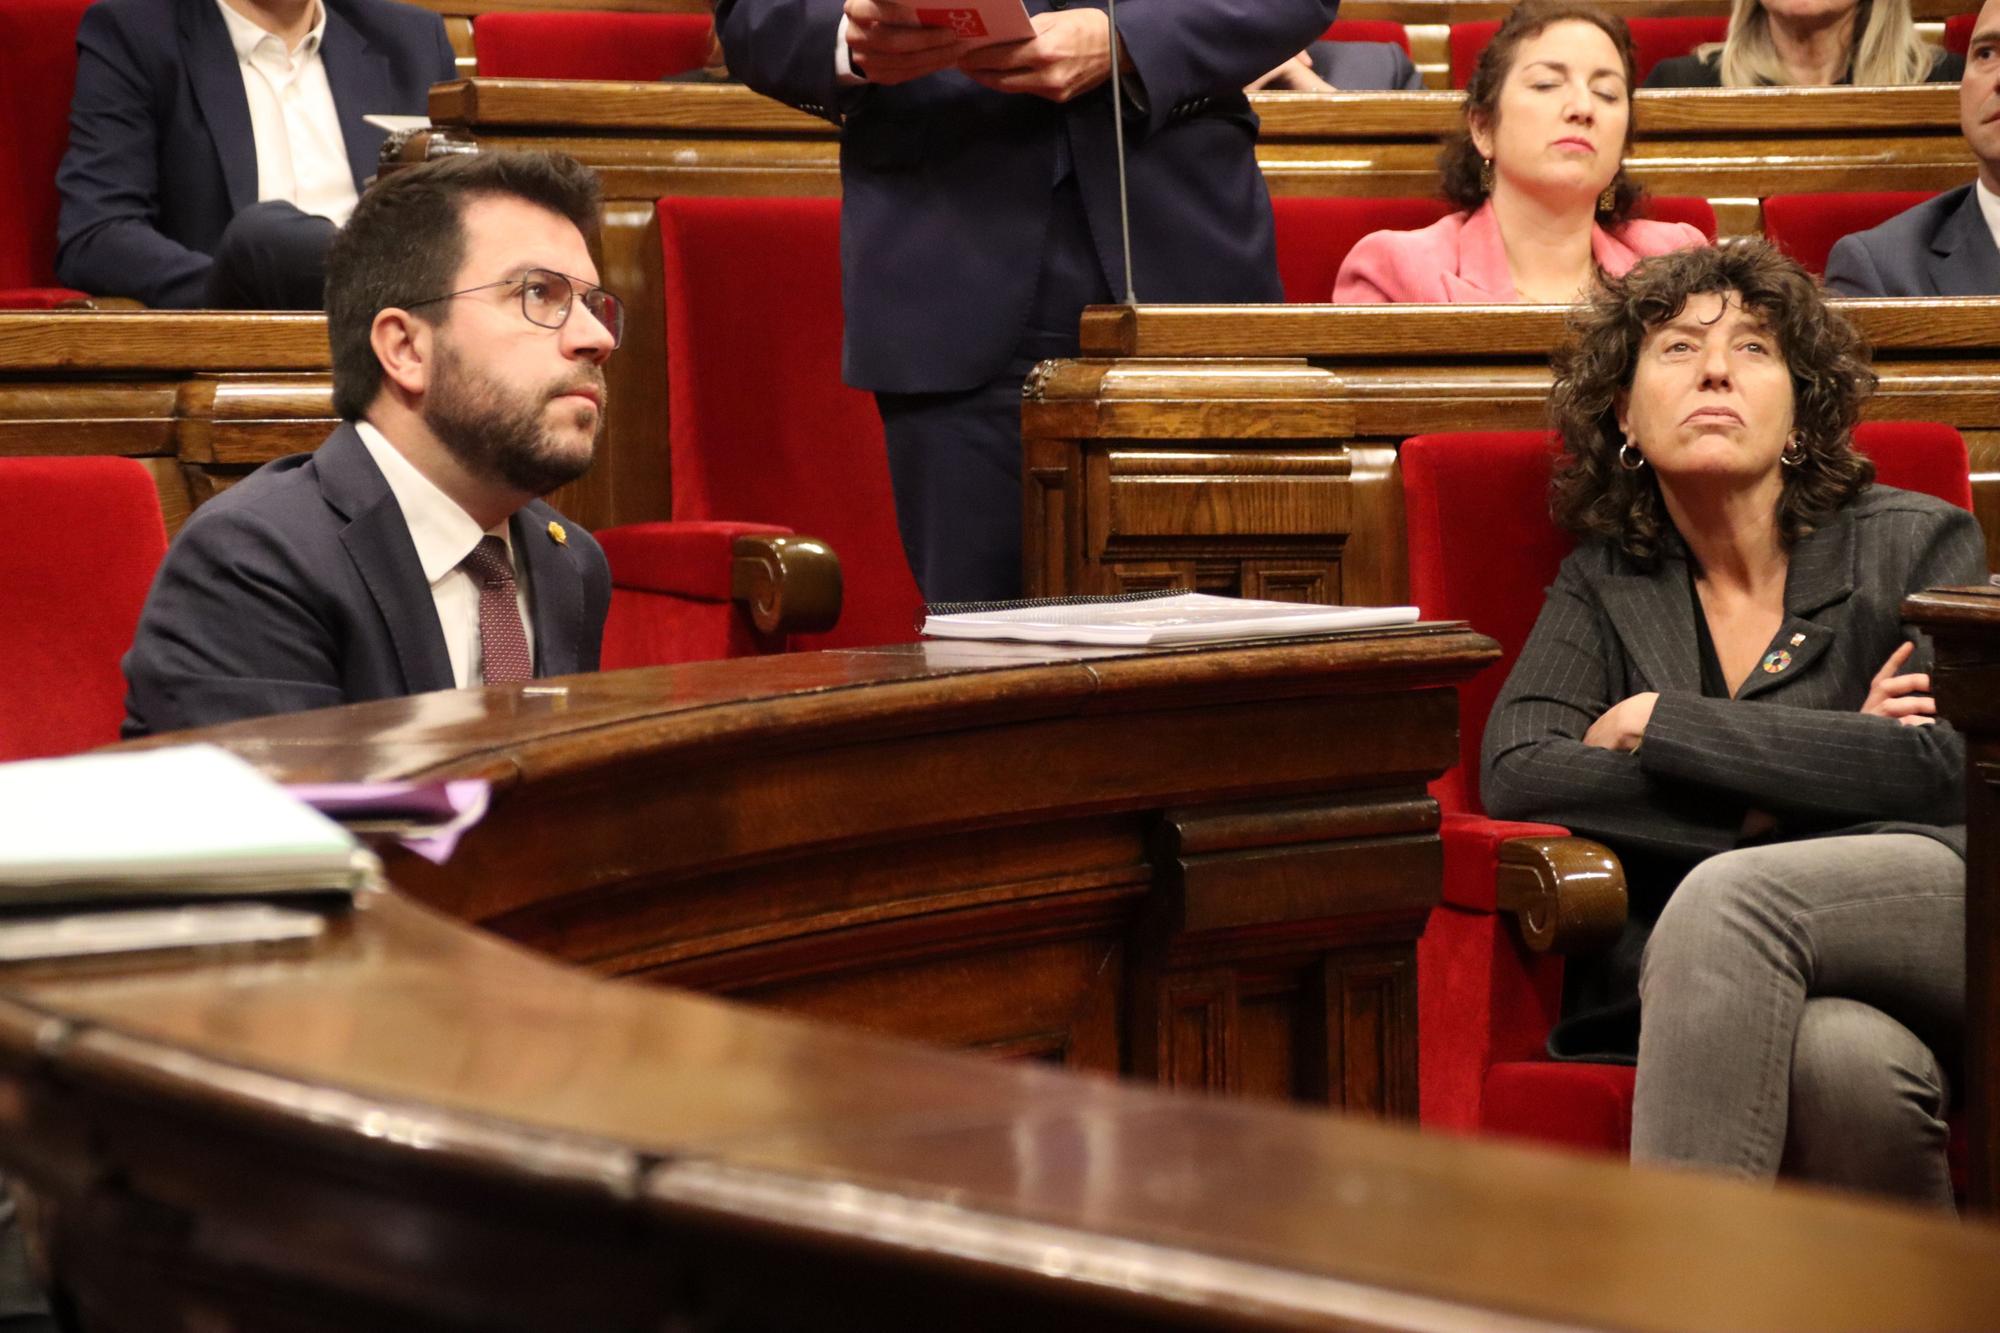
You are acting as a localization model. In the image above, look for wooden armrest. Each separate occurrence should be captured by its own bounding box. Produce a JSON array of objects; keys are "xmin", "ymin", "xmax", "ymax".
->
[
  {"xmin": 1493, "ymin": 835, "xmax": 1627, "ymax": 955},
  {"xmin": 731, "ymin": 534, "xmax": 842, "ymax": 637}
]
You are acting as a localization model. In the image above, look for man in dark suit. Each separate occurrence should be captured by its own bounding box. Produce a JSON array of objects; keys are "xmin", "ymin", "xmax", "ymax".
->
[
  {"xmin": 715, "ymin": 0, "xmax": 1340, "ymax": 601},
  {"xmin": 55, "ymin": 0, "xmax": 456, "ymax": 308},
  {"xmin": 1824, "ymin": 0, "xmax": 2000, "ymax": 297},
  {"xmin": 122, "ymin": 151, "xmax": 615, "ymax": 737}
]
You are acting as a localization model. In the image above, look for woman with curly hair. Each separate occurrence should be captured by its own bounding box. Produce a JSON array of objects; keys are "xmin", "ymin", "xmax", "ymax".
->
[
  {"xmin": 1334, "ymin": 0, "xmax": 1705, "ymax": 303},
  {"xmin": 1481, "ymin": 239, "xmax": 1986, "ymax": 1205}
]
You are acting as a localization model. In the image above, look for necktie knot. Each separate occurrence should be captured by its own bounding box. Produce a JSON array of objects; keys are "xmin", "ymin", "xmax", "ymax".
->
[
  {"xmin": 462, "ymin": 535, "xmax": 516, "ymax": 591},
  {"xmin": 462, "ymin": 535, "xmax": 531, "ymax": 684}
]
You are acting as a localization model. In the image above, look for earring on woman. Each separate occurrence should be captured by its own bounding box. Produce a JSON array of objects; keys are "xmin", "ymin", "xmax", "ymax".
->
[
  {"xmin": 1618, "ymin": 436, "xmax": 1646, "ymax": 470},
  {"xmin": 1780, "ymin": 430, "xmax": 1807, "ymax": 467},
  {"xmin": 1480, "ymin": 157, "xmax": 1495, "ymax": 193},
  {"xmin": 1597, "ymin": 182, "xmax": 1618, "ymax": 214}
]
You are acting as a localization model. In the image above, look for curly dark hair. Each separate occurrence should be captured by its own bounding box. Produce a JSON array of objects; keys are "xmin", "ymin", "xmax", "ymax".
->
[
  {"xmin": 1547, "ymin": 238, "xmax": 1877, "ymax": 565},
  {"xmin": 1438, "ymin": 0, "xmax": 1644, "ymax": 225}
]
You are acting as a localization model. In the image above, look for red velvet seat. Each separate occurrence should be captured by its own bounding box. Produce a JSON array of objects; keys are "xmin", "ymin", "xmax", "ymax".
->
[
  {"xmin": 1277, "ymin": 195, "xmax": 1715, "ymax": 304},
  {"xmin": 1403, "ymin": 421, "xmax": 1975, "ymax": 1150},
  {"xmin": 472, "ymin": 12, "xmax": 713, "ymax": 80},
  {"xmin": 1763, "ymin": 191, "xmax": 1940, "ymax": 278},
  {"xmin": 1320, "ymin": 18, "xmax": 1411, "ymax": 52},
  {"xmin": 1945, "ymin": 12, "xmax": 1976, "ymax": 54},
  {"xmin": 0, "ymin": 457, "xmax": 167, "ymax": 761},
  {"xmin": 1449, "ymin": 16, "xmax": 1727, "ymax": 87},
  {"xmin": 0, "ymin": 0, "xmax": 94, "ymax": 309},
  {"xmin": 658, "ymin": 195, "xmax": 923, "ymax": 649}
]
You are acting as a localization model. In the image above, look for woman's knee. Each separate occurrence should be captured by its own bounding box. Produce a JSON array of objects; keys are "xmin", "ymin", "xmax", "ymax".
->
[
  {"xmin": 1787, "ymin": 997, "xmax": 1953, "ymax": 1206},
  {"xmin": 1640, "ymin": 848, "xmax": 1794, "ymax": 996}
]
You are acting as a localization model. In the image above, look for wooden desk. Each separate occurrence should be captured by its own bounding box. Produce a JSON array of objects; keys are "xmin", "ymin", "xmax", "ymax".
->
[
  {"xmin": 1021, "ymin": 301, "xmax": 2000, "ymax": 607},
  {"xmin": 137, "ymin": 631, "xmax": 1498, "ymax": 1115},
  {"xmin": 4, "ymin": 870, "xmax": 2000, "ymax": 1328},
  {"xmin": 1904, "ymin": 583, "xmax": 2000, "ymax": 1214}
]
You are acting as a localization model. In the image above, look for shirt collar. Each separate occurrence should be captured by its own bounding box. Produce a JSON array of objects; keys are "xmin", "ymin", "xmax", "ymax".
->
[
  {"xmin": 214, "ymin": 0, "xmax": 326, "ymax": 62},
  {"xmin": 1976, "ymin": 178, "xmax": 2000, "ymax": 260},
  {"xmin": 354, "ymin": 420, "xmax": 512, "ymax": 588}
]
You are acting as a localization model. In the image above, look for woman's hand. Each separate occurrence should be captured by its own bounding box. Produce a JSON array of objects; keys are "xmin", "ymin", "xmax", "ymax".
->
[
  {"xmin": 1247, "ymin": 53, "xmax": 1334, "ymax": 92},
  {"xmin": 1860, "ymin": 640, "xmax": 1936, "ymax": 726},
  {"xmin": 1583, "ymin": 692, "xmax": 1658, "ymax": 751}
]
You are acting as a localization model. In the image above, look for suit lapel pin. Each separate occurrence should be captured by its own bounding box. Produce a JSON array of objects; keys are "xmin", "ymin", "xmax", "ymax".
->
[
  {"xmin": 1788, "ymin": 632, "xmax": 1805, "ymax": 646},
  {"xmin": 547, "ymin": 521, "xmax": 567, "ymax": 546},
  {"xmin": 1761, "ymin": 649, "xmax": 1792, "ymax": 674}
]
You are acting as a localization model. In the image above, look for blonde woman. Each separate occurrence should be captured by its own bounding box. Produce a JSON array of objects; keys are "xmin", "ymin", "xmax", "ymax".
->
[{"xmin": 1645, "ymin": 0, "xmax": 1960, "ymax": 86}]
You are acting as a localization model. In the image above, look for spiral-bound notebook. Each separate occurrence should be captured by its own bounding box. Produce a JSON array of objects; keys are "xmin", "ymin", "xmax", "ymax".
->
[{"xmin": 921, "ymin": 592, "xmax": 1419, "ymax": 647}]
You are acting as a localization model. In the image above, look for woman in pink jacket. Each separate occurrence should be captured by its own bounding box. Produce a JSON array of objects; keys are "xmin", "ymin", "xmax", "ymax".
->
[{"xmin": 1335, "ymin": 0, "xmax": 1707, "ymax": 304}]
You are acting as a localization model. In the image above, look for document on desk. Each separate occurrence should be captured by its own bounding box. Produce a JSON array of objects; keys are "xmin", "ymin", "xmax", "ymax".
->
[
  {"xmin": 922, "ymin": 592, "xmax": 1421, "ymax": 646},
  {"xmin": 912, "ymin": 1, "xmax": 1035, "ymax": 47},
  {"xmin": 0, "ymin": 744, "xmax": 374, "ymax": 908}
]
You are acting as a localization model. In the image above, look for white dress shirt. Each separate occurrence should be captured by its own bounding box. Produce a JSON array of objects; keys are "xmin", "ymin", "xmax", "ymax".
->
[
  {"xmin": 1977, "ymin": 178, "xmax": 2000, "ymax": 262},
  {"xmin": 355, "ymin": 422, "xmax": 536, "ymax": 687},
  {"xmin": 214, "ymin": 0, "xmax": 359, "ymax": 225}
]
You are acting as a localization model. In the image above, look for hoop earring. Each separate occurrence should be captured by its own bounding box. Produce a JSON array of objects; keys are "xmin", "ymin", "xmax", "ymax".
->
[
  {"xmin": 1479, "ymin": 157, "xmax": 1495, "ymax": 193},
  {"xmin": 1780, "ymin": 430, "xmax": 1807, "ymax": 467},
  {"xmin": 1618, "ymin": 439, "xmax": 1645, "ymax": 471},
  {"xmin": 1597, "ymin": 182, "xmax": 1618, "ymax": 214}
]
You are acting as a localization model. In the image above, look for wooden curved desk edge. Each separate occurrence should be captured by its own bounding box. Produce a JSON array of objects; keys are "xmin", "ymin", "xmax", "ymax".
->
[{"xmin": 0, "ymin": 886, "xmax": 1996, "ymax": 1331}]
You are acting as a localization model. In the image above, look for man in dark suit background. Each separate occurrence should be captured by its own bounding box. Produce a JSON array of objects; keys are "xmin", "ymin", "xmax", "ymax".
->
[
  {"xmin": 55, "ymin": 0, "xmax": 456, "ymax": 308},
  {"xmin": 1824, "ymin": 0, "xmax": 2000, "ymax": 297},
  {"xmin": 122, "ymin": 151, "xmax": 615, "ymax": 737},
  {"xmin": 715, "ymin": 0, "xmax": 1340, "ymax": 602}
]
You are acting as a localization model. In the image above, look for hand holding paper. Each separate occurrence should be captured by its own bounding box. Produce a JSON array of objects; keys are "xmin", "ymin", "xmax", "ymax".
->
[
  {"xmin": 957, "ymin": 9, "xmax": 1117, "ymax": 102},
  {"xmin": 844, "ymin": 0, "xmax": 980, "ymax": 85}
]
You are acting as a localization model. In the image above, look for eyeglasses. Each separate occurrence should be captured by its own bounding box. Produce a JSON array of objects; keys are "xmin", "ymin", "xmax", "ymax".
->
[{"xmin": 402, "ymin": 268, "xmax": 625, "ymax": 349}]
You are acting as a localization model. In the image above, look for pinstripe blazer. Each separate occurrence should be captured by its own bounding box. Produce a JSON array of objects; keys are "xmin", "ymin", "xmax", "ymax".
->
[{"xmin": 1482, "ymin": 486, "xmax": 1988, "ymax": 865}]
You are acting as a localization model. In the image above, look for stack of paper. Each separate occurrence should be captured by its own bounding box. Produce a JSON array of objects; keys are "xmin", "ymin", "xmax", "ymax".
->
[{"xmin": 921, "ymin": 592, "xmax": 1421, "ymax": 647}]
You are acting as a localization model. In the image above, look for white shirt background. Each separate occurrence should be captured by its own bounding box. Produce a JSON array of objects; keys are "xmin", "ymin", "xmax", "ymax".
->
[
  {"xmin": 355, "ymin": 422, "xmax": 537, "ymax": 687},
  {"xmin": 215, "ymin": 0, "xmax": 359, "ymax": 225}
]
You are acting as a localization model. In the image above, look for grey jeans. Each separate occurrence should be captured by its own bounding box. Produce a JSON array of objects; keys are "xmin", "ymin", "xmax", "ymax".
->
[{"xmin": 1631, "ymin": 833, "xmax": 1964, "ymax": 1207}]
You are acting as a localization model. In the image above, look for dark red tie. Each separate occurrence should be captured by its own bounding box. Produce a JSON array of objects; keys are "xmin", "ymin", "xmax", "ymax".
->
[{"xmin": 462, "ymin": 536, "xmax": 532, "ymax": 684}]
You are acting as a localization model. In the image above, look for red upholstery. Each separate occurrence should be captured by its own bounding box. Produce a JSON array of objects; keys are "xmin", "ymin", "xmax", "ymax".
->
[
  {"xmin": 1945, "ymin": 12, "xmax": 1976, "ymax": 54},
  {"xmin": 598, "ymin": 519, "xmax": 795, "ymax": 668},
  {"xmin": 0, "ymin": 457, "xmax": 167, "ymax": 761},
  {"xmin": 1273, "ymin": 197, "xmax": 1457, "ymax": 303},
  {"xmin": 1404, "ymin": 422, "xmax": 1973, "ymax": 1148},
  {"xmin": 1449, "ymin": 16, "xmax": 1727, "ymax": 87},
  {"xmin": 1321, "ymin": 19, "xmax": 1411, "ymax": 52},
  {"xmin": 0, "ymin": 0, "xmax": 95, "ymax": 299},
  {"xmin": 1638, "ymin": 194, "xmax": 1717, "ymax": 240},
  {"xmin": 473, "ymin": 12, "xmax": 714, "ymax": 80},
  {"xmin": 658, "ymin": 195, "xmax": 922, "ymax": 649},
  {"xmin": 1763, "ymin": 191, "xmax": 1939, "ymax": 278},
  {"xmin": 0, "ymin": 288, "xmax": 86, "ymax": 310}
]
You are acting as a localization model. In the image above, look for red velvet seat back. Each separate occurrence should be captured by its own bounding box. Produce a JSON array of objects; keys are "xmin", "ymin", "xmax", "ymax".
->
[
  {"xmin": 1639, "ymin": 194, "xmax": 1717, "ymax": 239},
  {"xmin": 0, "ymin": 0, "xmax": 95, "ymax": 292},
  {"xmin": 1272, "ymin": 196, "xmax": 1457, "ymax": 302},
  {"xmin": 1321, "ymin": 18, "xmax": 1411, "ymax": 52},
  {"xmin": 658, "ymin": 195, "xmax": 922, "ymax": 648},
  {"xmin": 1402, "ymin": 420, "xmax": 1971, "ymax": 815},
  {"xmin": 1763, "ymin": 191, "xmax": 1939, "ymax": 278},
  {"xmin": 1946, "ymin": 12, "xmax": 1976, "ymax": 54},
  {"xmin": 1449, "ymin": 16, "xmax": 1726, "ymax": 87},
  {"xmin": 0, "ymin": 457, "xmax": 167, "ymax": 761},
  {"xmin": 473, "ymin": 12, "xmax": 713, "ymax": 80}
]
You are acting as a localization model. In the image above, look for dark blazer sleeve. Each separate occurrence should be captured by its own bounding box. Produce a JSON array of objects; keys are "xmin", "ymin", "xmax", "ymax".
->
[
  {"xmin": 55, "ymin": 2, "xmax": 215, "ymax": 307},
  {"xmin": 1480, "ymin": 552, "xmax": 1748, "ymax": 860},
  {"xmin": 712, "ymin": 0, "xmax": 848, "ymax": 124},
  {"xmin": 1634, "ymin": 506, "xmax": 1986, "ymax": 826},
  {"xmin": 1116, "ymin": 0, "xmax": 1340, "ymax": 139},
  {"xmin": 122, "ymin": 501, "xmax": 352, "ymax": 737},
  {"xmin": 577, "ymin": 527, "xmax": 611, "ymax": 673},
  {"xmin": 1823, "ymin": 232, "xmax": 1887, "ymax": 297}
]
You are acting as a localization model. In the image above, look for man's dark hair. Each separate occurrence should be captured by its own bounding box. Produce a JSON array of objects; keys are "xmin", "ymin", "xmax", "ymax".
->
[
  {"xmin": 1548, "ymin": 238, "xmax": 1877, "ymax": 565},
  {"xmin": 1437, "ymin": 0, "xmax": 1645, "ymax": 226},
  {"xmin": 325, "ymin": 151, "xmax": 603, "ymax": 420}
]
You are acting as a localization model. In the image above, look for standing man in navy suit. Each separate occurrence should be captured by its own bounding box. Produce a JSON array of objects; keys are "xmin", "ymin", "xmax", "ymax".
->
[
  {"xmin": 122, "ymin": 151, "xmax": 616, "ymax": 737},
  {"xmin": 715, "ymin": 0, "xmax": 1341, "ymax": 602},
  {"xmin": 56, "ymin": 0, "xmax": 456, "ymax": 308},
  {"xmin": 1825, "ymin": 0, "xmax": 2000, "ymax": 297}
]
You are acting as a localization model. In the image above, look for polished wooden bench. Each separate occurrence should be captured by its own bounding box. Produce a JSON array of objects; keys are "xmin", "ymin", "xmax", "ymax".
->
[
  {"xmin": 128, "ymin": 630, "xmax": 1500, "ymax": 1115},
  {"xmin": 4, "ymin": 824, "xmax": 2000, "ymax": 1326},
  {"xmin": 1020, "ymin": 300, "xmax": 2000, "ymax": 608}
]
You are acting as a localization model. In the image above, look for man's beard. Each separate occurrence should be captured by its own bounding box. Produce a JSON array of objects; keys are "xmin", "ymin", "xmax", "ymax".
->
[{"xmin": 423, "ymin": 338, "xmax": 606, "ymax": 498}]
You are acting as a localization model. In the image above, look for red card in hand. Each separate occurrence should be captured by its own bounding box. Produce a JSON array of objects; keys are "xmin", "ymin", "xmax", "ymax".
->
[{"xmin": 916, "ymin": 8, "xmax": 989, "ymax": 38}]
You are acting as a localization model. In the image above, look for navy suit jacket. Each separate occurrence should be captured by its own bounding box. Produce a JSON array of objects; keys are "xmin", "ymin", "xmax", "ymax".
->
[
  {"xmin": 1823, "ymin": 183, "xmax": 2000, "ymax": 299},
  {"xmin": 56, "ymin": 0, "xmax": 455, "ymax": 308},
  {"xmin": 714, "ymin": 0, "xmax": 1340, "ymax": 394},
  {"xmin": 122, "ymin": 423, "xmax": 610, "ymax": 738}
]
